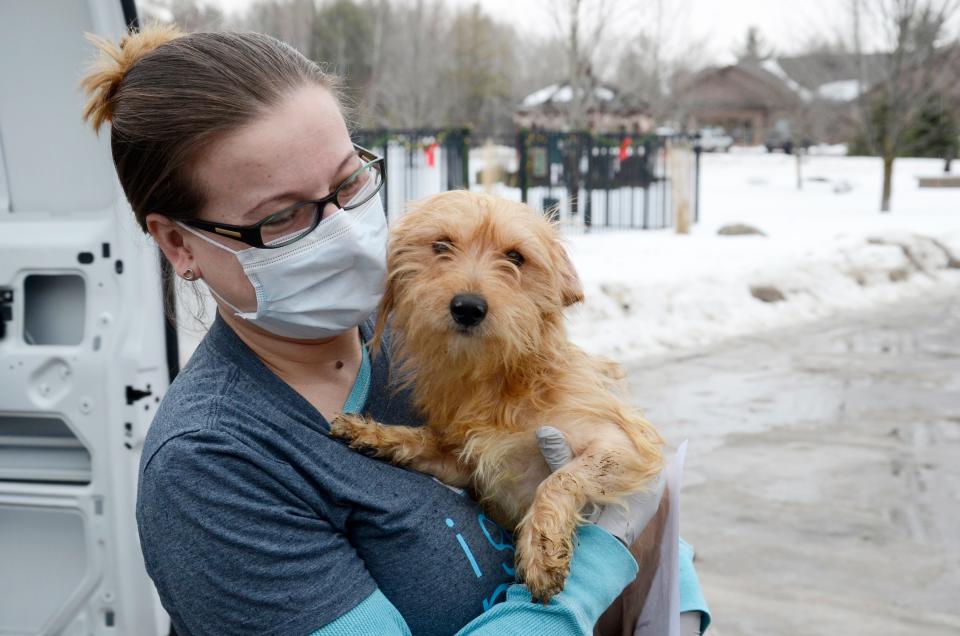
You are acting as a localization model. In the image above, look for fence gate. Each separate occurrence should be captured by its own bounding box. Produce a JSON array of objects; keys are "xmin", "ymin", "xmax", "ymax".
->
[{"xmin": 516, "ymin": 130, "xmax": 697, "ymax": 231}]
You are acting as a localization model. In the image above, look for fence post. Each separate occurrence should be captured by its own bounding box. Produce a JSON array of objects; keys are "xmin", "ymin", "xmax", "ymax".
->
[
  {"xmin": 693, "ymin": 144, "xmax": 702, "ymax": 223},
  {"xmin": 643, "ymin": 138, "xmax": 652, "ymax": 229},
  {"xmin": 380, "ymin": 130, "xmax": 389, "ymax": 219},
  {"xmin": 583, "ymin": 133, "xmax": 592, "ymax": 232},
  {"xmin": 461, "ymin": 127, "xmax": 471, "ymax": 191},
  {"xmin": 670, "ymin": 141, "xmax": 693, "ymax": 234},
  {"xmin": 517, "ymin": 129, "xmax": 528, "ymax": 203}
]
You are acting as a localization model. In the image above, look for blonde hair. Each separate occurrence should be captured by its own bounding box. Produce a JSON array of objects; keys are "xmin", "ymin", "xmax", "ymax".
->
[{"xmin": 81, "ymin": 23, "xmax": 185, "ymax": 132}]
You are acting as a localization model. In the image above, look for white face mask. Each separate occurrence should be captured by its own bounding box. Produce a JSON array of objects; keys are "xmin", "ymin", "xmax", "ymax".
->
[{"xmin": 179, "ymin": 193, "xmax": 388, "ymax": 340}]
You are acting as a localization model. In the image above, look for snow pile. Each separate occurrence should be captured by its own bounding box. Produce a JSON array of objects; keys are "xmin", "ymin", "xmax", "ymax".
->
[{"xmin": 563, "ymin": 154, "xmax": 960, "ymax": 362}]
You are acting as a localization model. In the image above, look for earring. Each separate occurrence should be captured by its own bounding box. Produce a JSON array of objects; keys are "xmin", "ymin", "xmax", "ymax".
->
[{"xmin": 182, "ymin": 268, "xmax": 197, "ymax": 281}]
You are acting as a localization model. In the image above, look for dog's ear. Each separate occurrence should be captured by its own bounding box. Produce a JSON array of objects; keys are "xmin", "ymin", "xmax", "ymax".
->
[{"xmin": 554, "ymin": 241, "xmax": 584, "ymax": 306}]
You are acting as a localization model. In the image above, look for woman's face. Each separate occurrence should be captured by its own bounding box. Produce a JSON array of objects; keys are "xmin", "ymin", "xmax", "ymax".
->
[{"xmin": 160, "ymin": 84, "xmax": 356, "ymax": 315}]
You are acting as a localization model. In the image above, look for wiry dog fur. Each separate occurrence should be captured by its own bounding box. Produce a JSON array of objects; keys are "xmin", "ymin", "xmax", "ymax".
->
[{"xmin": 331, "ymin": 191, "xmax": 663, "ymax": 602}]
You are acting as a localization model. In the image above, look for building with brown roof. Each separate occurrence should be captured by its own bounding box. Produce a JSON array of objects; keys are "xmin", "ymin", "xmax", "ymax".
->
[{"xmin": 514, "ymin": 82, "xmax": 654, "ymax": 134}]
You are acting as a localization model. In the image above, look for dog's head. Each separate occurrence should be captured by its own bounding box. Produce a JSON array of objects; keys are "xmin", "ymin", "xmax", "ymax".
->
[{"xmin": 374, "ymin": 191, "xmax": 583, "ymax": 366}]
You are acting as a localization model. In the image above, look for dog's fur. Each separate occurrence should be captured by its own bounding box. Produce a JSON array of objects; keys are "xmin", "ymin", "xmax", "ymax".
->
[{"xmin": 331, "ymin": 191, "xmax": 663, "ymax": 601}]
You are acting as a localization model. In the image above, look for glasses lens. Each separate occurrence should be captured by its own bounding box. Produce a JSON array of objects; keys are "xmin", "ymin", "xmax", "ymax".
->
[
  {"xmin": 261, "ymin": 202, "xmax": 321, "ymax": 247},
  {"xmin": 338, "ymin": 161, "xmax": 383, "ymax": 209}
]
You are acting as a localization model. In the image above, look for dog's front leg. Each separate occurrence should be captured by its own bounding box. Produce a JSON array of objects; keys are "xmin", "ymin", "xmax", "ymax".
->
[
  {"xmin": 514, "ymin": 445, "xmax": 646, "ymax": 603},
  {"xmin": 330, "ymin": 414, "xmax": 472, "ymax": 487}
]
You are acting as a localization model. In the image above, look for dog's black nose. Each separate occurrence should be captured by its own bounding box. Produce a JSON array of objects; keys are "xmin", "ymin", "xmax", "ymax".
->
[{"xmin": 450, "ymin": 294, "xmax": 488, "ymax": 328}]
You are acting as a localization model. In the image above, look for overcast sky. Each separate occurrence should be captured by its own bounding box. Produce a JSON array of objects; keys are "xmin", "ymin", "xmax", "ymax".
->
[{"xmin": 208, "ymin": 0, "xmax": 956, "ymax": 64}]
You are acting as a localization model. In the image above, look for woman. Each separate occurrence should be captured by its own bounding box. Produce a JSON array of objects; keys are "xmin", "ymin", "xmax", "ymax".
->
[{"xmin": 81, "ymin": 24, "xmax": 709, "ymax": 636}]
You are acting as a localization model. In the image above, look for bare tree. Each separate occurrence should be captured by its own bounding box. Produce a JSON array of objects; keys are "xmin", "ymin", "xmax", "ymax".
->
[
  {"xmin": 141, "ymin": 0, "xmax": 229, "ymax": 31},
  {"xmin": 365, "ymin": 0, "xmax": 451, "ymax": 128},
  {"xmin": 238, "ymin": 0, "xmax": 315, "ymax": 54},
  {"xmin": 849, "ymin": 0, "xmax": 960, "ymax": 211},
  {"xmin": 541, "ymin": 0, "xmax": 630, "ymax": 130},
  {"xmin": 616, "ymin": 0, "xmax": 709, "ymax": 122},
  {"xmin": 443, "ymin": 5, "xmax": 518, "ymax": 134},
  {"xmin": 736, "ymin": 26, "xmax": 774, "ymax": 62}
]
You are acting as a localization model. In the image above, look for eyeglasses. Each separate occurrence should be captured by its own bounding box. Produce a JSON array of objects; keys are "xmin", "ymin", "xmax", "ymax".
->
[{"xmin": 181, "ymin": 144, "xmax": 384, "ymax": 249}]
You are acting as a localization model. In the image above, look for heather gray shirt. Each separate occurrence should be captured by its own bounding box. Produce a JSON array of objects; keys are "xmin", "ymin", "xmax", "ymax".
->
[{"xmin": 136, "ymin": 315, "xmax": 515, "ymax": 636}]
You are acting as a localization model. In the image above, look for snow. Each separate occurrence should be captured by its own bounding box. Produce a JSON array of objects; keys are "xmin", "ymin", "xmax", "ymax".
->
[
  {"xmin": 563, "ymin": 154, "xmax": 960, "ymax": 363},
  {"xmin": 521, "ymin": 84, "xmax": 560, "ymax": 107},
  {"xmin": 175, "ymin": 154, "xmax": 960, "ymax": 367},
  {"xmin": 520, "ymin": 84, "xmax": 616, "ymax": 107},
  {"xmin": 758, "ymin": 60, "xmax": 859, "ymax": 103},
  {"xmin": 595, "ymin": 87, "xmax": 615, "ymax": 101},
  {"xmin": 760, "ymin": 59, "xmax": 813, "ymax": 101},
  {"xmin": 816, "ymin": 79, "xmax": 861, "ymax": 102}
]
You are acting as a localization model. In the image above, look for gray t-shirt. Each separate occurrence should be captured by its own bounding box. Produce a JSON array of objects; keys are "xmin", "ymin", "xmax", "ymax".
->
[{"xmin": 136, "ymin": 315, "xmax": 515, "ymax": 636}]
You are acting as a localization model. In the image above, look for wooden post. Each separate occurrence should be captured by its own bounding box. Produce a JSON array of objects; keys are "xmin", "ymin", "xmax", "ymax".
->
[
  {"xmin": 796, "ymin": 147, "xmax": 804, "ymax": 190},
  {"xmin": 481, "ymin": 138, "xmax": 497, "ymax": 194},
  {"xmin": 670, "ymin": 141, "xmax": 692, "ymax": 234}
]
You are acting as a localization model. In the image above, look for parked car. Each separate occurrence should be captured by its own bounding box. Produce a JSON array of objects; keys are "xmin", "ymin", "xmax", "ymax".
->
[
  {"xmin": 696, "ymin": 127, "xmax": 734, "ymax": 152},
  {"xmin": 765, "ymin": 130, "xmax": 812, "ymax": 154}
]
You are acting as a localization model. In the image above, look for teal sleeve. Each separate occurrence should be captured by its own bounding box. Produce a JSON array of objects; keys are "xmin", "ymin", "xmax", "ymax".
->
[
  {"xmin": 679, "ymin": 538, "xmax": 712, "ymax": 633},
  {"xmin": 308, "ymin": 589, "xmax": 411, "ymax": 636},
  {"xmin": 309, "ymin": 524, "xmax": 638, "ymax": 636},
  {"xmin": 460, "ymin": 524, "xmax": 638, "ymax": 634}
]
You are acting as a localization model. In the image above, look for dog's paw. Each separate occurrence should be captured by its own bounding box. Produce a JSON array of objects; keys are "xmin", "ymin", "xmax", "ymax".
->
[
  {"xmin": 329, "ymin": 413, "xmax": 379, "ymax": 449},
  {"xmin": 515, "ymin": 523, "xmax": 574, "ymax": 604},
  {"xmin": 522, "ymin": 559, "xmax": 569, "ymax": 604}
]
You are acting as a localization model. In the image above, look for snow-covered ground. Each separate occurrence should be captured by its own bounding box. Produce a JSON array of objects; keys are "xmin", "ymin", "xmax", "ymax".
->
[{"xmin": 565, "ymin": 153, "xmax": 960, "ymax": 363}]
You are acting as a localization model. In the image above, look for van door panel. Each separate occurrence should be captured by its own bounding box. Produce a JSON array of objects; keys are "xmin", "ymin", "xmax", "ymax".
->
[{"xmin": 0, "ymin": 2, "xmax": 172, "ymax": 635}]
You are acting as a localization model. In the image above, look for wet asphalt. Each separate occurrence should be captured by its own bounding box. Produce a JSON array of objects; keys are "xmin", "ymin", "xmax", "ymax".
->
[{"xmin": 623, "ymin": 292, "xmax": 960, "ymax": 635}]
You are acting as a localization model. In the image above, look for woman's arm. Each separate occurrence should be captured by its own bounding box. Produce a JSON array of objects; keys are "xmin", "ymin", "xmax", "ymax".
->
[
  {"xmin": 137, "ymin": 429, "xmax": 380, "ymax": 636},
  {"xmin": 310, "ymin": 524, "xmax": 638, "ymax": 636},
  {"xmin": 311, "ymin": 531, "xmax": 716, "ymax": 636},
  {"xmin": 139, "ymin": 427, "xmax": 636, "ymax": 636}
]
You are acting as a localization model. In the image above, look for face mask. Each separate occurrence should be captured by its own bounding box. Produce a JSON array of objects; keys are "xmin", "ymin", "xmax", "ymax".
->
[{"xmin": 179, "ymin": 194, "xmax": 387, "ymax": 340}]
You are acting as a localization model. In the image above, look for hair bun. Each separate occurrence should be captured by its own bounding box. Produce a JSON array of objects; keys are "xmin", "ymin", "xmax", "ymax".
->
[{"xmin": 81, "ymin": 23, "xmax": 185, "ymax": 132}]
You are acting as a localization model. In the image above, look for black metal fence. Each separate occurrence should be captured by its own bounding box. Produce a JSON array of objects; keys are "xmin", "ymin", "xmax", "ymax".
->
[
  {"xmin": 353, "ymin": 128, "xmax": 699, "ymax": 231},
  {"xmin": 516, "ymin": 130, "xmax": 693, "ymax": 231},
  {"xmin": 353, "ymin": 129, "xmax": 469, "ymax": 222}
]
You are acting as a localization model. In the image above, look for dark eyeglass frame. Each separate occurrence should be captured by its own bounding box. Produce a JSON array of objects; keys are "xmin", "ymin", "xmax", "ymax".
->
[{"xmin": 181, "ymin": 144, "xmax": 384, "ymax": 249}]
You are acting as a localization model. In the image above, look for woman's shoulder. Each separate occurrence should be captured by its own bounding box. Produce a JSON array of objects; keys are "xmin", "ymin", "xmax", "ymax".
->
[
  {"xmin": 141, "ymin": 328, "xmax": 267, "ymax": 475},
  {"xmin": 145, "ymin": 315, "xmax": 310, "ymax": 465}
]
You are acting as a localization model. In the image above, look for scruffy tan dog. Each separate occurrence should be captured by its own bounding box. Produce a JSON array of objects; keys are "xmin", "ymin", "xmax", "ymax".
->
[{"xmin": 331, "ymin": 191, "xmax": 663, "ymax": 601}]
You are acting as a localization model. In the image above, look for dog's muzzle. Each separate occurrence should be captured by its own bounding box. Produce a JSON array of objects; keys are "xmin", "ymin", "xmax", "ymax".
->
[{"xmin": 450, "ymin": 294, "xmax": 488, "ymax": 329}]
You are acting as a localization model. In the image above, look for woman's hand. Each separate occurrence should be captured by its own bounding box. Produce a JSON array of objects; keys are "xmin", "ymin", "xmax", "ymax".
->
[{"xmin": 536, "ymin": 425, "xmax": 666, "ymax": 546}]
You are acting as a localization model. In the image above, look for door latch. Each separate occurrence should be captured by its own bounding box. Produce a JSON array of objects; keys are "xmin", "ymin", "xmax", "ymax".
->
[
  {"xmin": 0, "ymin": 288, "xmax": 12, "ymax": 340},
  {"xmin": 125, "ymin": 384, "xmax": 153, "ymax": 405}
]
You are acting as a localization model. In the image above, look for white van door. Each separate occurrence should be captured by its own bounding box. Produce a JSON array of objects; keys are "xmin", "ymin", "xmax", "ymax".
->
[{"xmin": 1, "ymin": 1, "xmax": 174, "ymax": 635}]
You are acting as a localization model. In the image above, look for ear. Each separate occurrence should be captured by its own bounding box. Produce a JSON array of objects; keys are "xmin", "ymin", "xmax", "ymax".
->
[
  {"xmin": 146, "ymin": 213, "xmax": 199, "ymax": 279},
  {"xmin": 554, "ymin": 241, "xmax": 584, "ymax": 307}
]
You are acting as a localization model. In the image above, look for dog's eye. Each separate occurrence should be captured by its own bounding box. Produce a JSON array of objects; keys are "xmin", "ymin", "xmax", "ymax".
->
[
  {"xmin": 506, "ymin": 250, "xmax": 525, "ymax": 267},
  {"xmin": 433, "ymin": 240, "xmax": 452, "ymax": 254}
]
